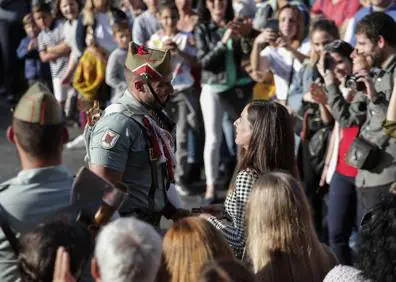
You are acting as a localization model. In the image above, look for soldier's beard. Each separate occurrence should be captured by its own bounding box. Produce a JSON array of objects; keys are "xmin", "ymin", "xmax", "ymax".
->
[{"xmin": 142, "ymin": 84, "xmax": 169, "ymax": 111}]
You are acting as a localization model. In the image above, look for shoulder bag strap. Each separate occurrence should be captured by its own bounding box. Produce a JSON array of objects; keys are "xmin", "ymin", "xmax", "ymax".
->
[
  {"xmin": 0, "ymin": 203, "xmax": 19, "ymax": 256},
  {"xmin": 286, "ymin": 58, "xmax": 295, "ymax": 102}
]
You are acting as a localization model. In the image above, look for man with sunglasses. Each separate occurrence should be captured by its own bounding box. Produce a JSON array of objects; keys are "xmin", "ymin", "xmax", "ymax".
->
[{"xmin": 319, "ymin": 12, "xmax": 396, "ymax": 225}]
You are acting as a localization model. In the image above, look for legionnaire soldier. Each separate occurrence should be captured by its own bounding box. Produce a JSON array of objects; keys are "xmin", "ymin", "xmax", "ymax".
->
[
  {"xmin": 0, "ymin": 83, "xmax": 72, "ymax": 282},
  {"xmin": 85, "ymin": 42, "xmax": 187, "ymax": 226}
]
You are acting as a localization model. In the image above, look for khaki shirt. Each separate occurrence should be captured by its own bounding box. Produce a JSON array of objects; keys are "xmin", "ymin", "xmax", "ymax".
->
[{"xmin": 85, "ymin": 90, "xmax": 168, "ymax": 214}]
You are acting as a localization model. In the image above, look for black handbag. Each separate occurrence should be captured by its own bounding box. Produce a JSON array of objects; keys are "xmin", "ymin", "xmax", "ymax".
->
[
  {"xmin": 308, "ymin": 127, "xmax": 331, "ymax": 174},
  {"xmin": 346, "ymin": 136, "xmax": 387, "ymax": 170}
]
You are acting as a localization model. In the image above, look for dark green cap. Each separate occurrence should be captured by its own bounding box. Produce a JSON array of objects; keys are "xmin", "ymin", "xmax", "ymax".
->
[{"xmin": 13, "ymin": 82, "xmax": 63, "ymax": 125}]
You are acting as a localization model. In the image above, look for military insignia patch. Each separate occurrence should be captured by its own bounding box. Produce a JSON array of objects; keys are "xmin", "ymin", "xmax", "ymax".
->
[{"xmin": 101, "ymin": 129, "xmax": 120, "ymax": 149}]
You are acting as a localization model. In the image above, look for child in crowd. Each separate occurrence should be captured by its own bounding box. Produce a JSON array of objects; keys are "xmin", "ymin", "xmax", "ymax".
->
[
  {"xmin": 148, "ymin": 2, "xmax": 200, "ymax": 193},
  {"xmin": 120, "ymin": 0, "xmax": 146, "ymax": 27},
  {"xmin": 17, "ymin": 13, "xmax": 52, "ymax": 88},
  {"xmin": 106, "ymin": 21, "xmax": 131, "ymax": 104},
  {"xmin": 53, "ymin": 0, "xmax": 83, "ymax": 124},
  {"xmin": 52, "ymin": 0, "xmax": 82, "ymax": 86},
  {"xmin": 132, "ymin": 0, "xmax": 160, "ymax": 44},
  {"xmin": 33, "ymin": 1, "xmax": 72, "ymax": 112},
  {"xmin": 67, "ymin": 26, "xmax": 107, "ymax": 149}
]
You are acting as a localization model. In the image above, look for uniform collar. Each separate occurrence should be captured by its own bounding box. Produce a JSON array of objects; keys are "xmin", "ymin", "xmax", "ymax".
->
[
  {"xmin": 10, "ymin": 165, "xmax": 72, "ymax": 185},
  {"xmin": 118, "ymin": 89, "xmax": 150, "ymax": 116},
  {"xmin": 118, "ymin": 89, "xmax": 174, "ymax": 130},
  {"xmin": 381, "ymin": 53, "xmax": 396, "ymax": 72}
]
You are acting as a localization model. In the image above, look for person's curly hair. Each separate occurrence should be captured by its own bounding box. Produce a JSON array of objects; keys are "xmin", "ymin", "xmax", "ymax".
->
[{"xmin": 356, "ymin": 192, "xmax": 396, "ymax": 282}]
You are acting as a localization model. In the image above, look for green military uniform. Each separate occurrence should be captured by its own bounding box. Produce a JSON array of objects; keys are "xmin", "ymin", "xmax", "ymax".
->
[
  {"xmin": 0, "ymin": 83, "xmax": 73, "ymax": 282},
  {"xmin": 85, "ymin": 43, "xmax": 176, "ymax": 225}
]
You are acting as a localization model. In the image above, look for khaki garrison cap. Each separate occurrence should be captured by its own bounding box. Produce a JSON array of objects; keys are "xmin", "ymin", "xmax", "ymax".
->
[
  {"xmin": 125, "ymin": 42, "xmax": 172, "ymax": 81},
  {"xmin": 13, "ymin": 82, "xmax": 63, "ymax": 125}
]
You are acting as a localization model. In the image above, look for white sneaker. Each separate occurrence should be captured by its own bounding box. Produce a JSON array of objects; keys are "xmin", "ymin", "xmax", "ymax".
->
[
  {"xmin": 174, "ymin": 184, "xmax": 190, "ymax": 197},
  {"xmin": 65, "ymin": 134, "xmax": 85, "ymax": 150}
]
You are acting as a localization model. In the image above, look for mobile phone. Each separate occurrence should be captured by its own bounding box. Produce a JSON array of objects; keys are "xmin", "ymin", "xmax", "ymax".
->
[
  {"xmin": 323, "ymin": 53, "xmax": 332, "ymax": 71},
  {"xmin": 265, "ymin": 19, "xmax": 279, "ymax": 35},
  {"xmin": 191, "ymin": 207, "xmax": 203, "ymax": 214}
]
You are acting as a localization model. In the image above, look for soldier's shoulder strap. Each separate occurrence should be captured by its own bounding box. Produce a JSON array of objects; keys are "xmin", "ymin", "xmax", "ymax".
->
[{"xmin": 102, "ymin": 103, "xmax": 145, "ymax": 127}]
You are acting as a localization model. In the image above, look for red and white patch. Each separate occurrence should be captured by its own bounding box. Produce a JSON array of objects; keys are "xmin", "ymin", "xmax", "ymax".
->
[{"xmin": 101, "ymin": 129, "xmax": 120, "ymax": 149}]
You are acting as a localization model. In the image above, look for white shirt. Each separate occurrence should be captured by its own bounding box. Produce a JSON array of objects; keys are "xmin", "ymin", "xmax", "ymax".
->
[
  {"xmin": 260, "ymin": 39, "xmax": 311, "ymax": 100},
  {"xmin": 147, "ymin": 31, "xmax": 196, "ymax": 91},
  {"xmin": 95, "ymin": 12, "xmax": 118, "ymax": 53},
  {"xmin": 63, "ymin": 19, "xmax": 81, "ymax": 61}
]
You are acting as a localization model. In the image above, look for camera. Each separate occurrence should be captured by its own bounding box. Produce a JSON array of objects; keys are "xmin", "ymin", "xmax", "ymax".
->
[
  {"xmin": 344, "ymin": 74, "xmax": 366, "ymax": 92},
  {"xmin": 265, "ymin": 19, "xmax": 279, "ymax": 35},
  {"xmin": 344, "ymin": 68, "xmax": 384, "ymax": 92}
]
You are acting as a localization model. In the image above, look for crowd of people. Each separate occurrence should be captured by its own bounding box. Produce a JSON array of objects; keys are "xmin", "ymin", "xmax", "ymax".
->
[{"xmin": 1, "ymin": 0, "xmax": 396, "ymax": 281}]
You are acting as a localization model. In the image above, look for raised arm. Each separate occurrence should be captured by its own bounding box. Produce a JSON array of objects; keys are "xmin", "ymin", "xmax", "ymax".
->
[{"xmin": 46, "ymin": 41, "xmax": 71, "ymax": 57}]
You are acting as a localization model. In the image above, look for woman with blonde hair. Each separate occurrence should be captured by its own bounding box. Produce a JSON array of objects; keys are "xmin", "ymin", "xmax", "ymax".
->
[
  {"xmin": 247, "ymin": 172, "xmax": 337, "ymax": 282},
  {"xmin": 158, "ymin": 217, "xmax": 234, "ymax": 282},
  {"xmin": 198, "ymin": 258, "xmax": 257, "ymax": 282},
  {"xmin": 250, "ymin": 4, "xmax": 310, "ymax": 105}
]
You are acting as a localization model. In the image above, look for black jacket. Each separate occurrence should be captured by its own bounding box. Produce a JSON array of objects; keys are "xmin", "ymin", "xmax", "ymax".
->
[{"xmin": 194, "ymin": 20, "xmax": 251, "ymax": 85}]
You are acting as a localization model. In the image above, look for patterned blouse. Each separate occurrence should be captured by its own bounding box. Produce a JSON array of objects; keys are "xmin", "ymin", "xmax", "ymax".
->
[{"xmin": 207, "ymin": 169, "xmax": 258, "ymax": 256}]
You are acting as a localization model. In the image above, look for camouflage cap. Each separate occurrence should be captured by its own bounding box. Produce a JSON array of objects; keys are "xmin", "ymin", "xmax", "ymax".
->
[
  {"xmin": 125, "ymin": 42, "xmax": 172, "ymax": 81},
  {"xmin": 13, "ymin": 82, "xmax": 63, "ymax": 125}
]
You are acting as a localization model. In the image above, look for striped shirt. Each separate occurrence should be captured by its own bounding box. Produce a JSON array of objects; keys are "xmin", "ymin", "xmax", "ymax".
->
[{"xmin": 37, "ymin": 20, "xmax": 69, "ymax": 78}]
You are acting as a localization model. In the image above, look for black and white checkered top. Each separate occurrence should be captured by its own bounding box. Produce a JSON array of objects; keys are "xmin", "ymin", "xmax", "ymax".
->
[{"xmin": 207, "ymin": 169, "xmax": 258, "ymax": 256}]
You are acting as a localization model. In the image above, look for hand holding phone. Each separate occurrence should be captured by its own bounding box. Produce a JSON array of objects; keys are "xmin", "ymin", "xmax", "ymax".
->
[
  {"xmin": 191, "ymin": 207, "xmax": 203, "ymax": 214},
  {"xmin": 193, "ymin": 204, "xmax": 224, "ymax": 216},
  {"xmin": 323, "ymin": 53, "xmax": 332, "ymax": 72}
]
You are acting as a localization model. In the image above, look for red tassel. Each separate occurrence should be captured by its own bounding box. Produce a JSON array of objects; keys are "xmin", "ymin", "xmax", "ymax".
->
[
  {"xmin": 143, "ymin": 116, "xmax": 175, "ymax": 181},
  {"xmin": 137, "ymin": 45, "xmax": 149, "ymax": 55}
]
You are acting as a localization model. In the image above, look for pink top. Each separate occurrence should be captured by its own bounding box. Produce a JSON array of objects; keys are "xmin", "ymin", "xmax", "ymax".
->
[{"xmin": 311, "ymin": 0, "xmax": 361, "ymax": 27}]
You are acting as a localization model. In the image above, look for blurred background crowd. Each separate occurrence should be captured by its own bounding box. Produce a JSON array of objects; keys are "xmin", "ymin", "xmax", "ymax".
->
[{"xmin": 1, "ymin": 0, "xmax": 396, "ymax": 281}]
